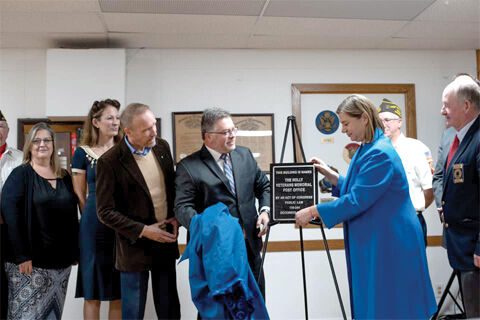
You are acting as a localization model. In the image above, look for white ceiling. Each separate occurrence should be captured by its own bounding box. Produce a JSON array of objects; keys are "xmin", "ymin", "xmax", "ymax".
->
[{"xmin": 0, "ymin": 0, "xmax": 478, "ymax": 49}]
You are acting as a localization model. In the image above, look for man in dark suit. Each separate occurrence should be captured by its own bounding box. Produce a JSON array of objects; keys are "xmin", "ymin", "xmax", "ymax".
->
[
  {"xmin": 175, "ymin": 107, "xmax": 270, "ymax": 296},
  {"xmin": 96, "ymin": 103, "xmax": 180, "ymax": 319},
  {"xmin": 439, "ymin": 75, "xmax": 480, "ymax": 317}
]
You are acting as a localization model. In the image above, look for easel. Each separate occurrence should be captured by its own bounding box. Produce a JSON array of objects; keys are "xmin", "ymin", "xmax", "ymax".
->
[
  {"xmin": 258, "ymin": 115, "xmax": 347, "ymax": 320},
  {"xmin": 432, "ymin": 270, "xmax": 466, "ymax": 319}
]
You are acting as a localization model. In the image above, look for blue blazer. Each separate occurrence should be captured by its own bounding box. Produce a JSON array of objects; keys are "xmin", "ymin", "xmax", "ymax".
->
[
  {"xmin": 316, "ymin": 129, "xmax": 436, "ymax": 319},
  {"xmin": 441, "ymin": 115, "xmax": 480, "ymax": 270},
  {"xmin": 180, "ymin": 202, "xmax": 268, "ymax": 320}
]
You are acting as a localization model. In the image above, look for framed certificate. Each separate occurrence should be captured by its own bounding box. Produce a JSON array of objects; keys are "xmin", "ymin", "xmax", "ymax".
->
[{"xmin": 172, "ymin": 112, "xmax": 275, "ymax": 172}]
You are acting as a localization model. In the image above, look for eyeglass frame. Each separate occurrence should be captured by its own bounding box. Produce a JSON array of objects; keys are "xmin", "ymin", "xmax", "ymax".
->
[
  {"xmin": 206, "ymin": 127, "xmax": 238, "ymax": 136},
  {"xmin": 31, "ymin": 138, "xmax": 54, "ymax": 145},
  {"xmin": 381, "ymin": 118, "xmax": 401, "ymax": 124}
]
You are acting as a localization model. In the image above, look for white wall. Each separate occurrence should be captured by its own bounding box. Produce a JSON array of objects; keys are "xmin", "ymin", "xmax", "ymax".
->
[
  {"xmin": 1, "ymin": 48, "xmax": 476, "ymax": 319},
  {"xmin": 46, "ymin": 49, "xmax": 126, "ymax": 116},
  {"xmin": 0, "ymin": 49, "xmax": 47, "ymax": 147}
]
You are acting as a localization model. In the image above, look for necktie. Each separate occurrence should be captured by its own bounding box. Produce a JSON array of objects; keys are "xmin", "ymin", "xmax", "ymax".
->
[
  {"xmin": 445, "ymin": 135, "xmax": 459, "ymax": 169},
  {"xmin": 220, "ymin": 153, "xmax": 236, "ymax": 194}
]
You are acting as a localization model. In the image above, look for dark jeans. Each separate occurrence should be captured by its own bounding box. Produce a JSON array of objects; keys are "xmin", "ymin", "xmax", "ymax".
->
[
  {"xmin": 120, "ymin": 259, "xmax": 180, "ymax": 320},
  {"xmin": 417, "ymin": 212, "xmax": 427, "ymax": 247}
]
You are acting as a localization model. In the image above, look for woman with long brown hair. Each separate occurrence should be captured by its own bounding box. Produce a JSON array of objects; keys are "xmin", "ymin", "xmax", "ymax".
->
[
  {"xmin": 1, "ymin": 122, "xmax": 79, "ymax": 319},
  {"xmin": 72, "ymin": 99, "xmax": 122, "ymax": 319}
]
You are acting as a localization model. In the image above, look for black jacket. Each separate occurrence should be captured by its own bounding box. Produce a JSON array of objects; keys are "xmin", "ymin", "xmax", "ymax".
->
[
  {"xmin": 1, "ymin": 164, "xmax": 79, "ymax": 268},
  {"xmin": 174, "ymin": 145, "xmax": 270, "ymax": 254},
  {"xmin": 441, "ymin": 115, "xmax": 480, "ymax": 270}
]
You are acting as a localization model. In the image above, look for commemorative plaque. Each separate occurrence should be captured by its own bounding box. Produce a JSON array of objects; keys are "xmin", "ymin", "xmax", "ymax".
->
[{"xmin": 271, "ymin": 163, "xmax": 318, "ymax": 223}]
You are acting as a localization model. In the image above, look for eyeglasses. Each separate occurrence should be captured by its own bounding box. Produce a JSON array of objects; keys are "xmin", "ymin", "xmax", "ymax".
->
[
  {"xmin": 381, "ymin": 118, "xmax": 400, "ymax": 124},
  {"xmin": 32, "ymin": 138, "xmax": 53, "ymax": 145},
  {"xmin": 207, "ymin": 127, "xmax": 238, "ymax": 136}
]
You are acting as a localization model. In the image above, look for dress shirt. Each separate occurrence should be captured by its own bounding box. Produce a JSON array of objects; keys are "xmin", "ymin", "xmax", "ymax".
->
[{"xmin": 124, "ymin": 136, "xmax": 152, "ymax": 156}]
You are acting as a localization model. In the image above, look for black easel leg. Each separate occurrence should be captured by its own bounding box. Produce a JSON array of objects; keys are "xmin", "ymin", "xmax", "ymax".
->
[
  {"xmin": 299, "ymin": 227, "xmax": 309, "ymax": 320},
  {"xmin": 319, "ymin": 223, "xmax": 347, "ymax": 320},
  {"xmin": 432, "ymin": 270, "xmax": 465, "ymax": 320},
  {"xmin": 257, "ymin": 225, "xmax": 272, "ymax": 284}
]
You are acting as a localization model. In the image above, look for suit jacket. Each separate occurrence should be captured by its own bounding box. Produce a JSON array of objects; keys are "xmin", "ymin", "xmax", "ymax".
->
[
  {"xmin": 441, "ymin": 115, "xmax": 480, "ymax": 271},
  {"xmin": 432, "ymin": 127, "xmax": 456, "ymax": 208},
  {"xmin": 174, "ymin": 145, "xmax": 270, "ymax": 254},
  {"xmin": 96, "ymin": 138, "xmax": 179, "ymax": 272}
]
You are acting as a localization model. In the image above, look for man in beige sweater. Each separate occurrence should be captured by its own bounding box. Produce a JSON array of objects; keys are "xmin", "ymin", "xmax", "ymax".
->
[{"xmin": 97, "ymin": 103, "xmax": 180, "ymax": 319}]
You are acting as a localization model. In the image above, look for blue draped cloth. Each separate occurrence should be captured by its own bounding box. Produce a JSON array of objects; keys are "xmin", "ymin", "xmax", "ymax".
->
[{"xmin": 179, "ymin": 202, "xmax": 269, "ymax": 320}]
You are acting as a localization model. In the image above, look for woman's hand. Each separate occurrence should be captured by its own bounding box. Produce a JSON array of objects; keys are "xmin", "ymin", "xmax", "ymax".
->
[
  {"xmin": 310, "ymin": 157, "xmax": 339, "ymax": 186},
  {"xmin": 19, "ymin": 260, "xmax": 33, "ymax": 274},
  {"xmin": 295, "ymin": 206, "xmax": 318, "ymax": 227}
]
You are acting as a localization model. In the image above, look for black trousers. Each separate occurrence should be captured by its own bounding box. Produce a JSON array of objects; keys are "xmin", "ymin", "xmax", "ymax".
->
[
  {"xmin": 459, "ymin": 269, "xmax": 480, "ymax": 318},
  {"xmin": 246, "ymin": 240, "xmax": 265, "ymax": 299},
  {"xmin": 0, "ymin": 226, "xmax": 8, "ymax": 320},
  {"xmin": 417, "ymin": 212, "xmax": 427, "ymax": 247}
]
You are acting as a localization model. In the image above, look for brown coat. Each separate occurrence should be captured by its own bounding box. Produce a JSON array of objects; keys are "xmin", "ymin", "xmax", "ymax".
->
[{"xmin": 96, "ymin": 138, "xmax": 179, "ymax": 272}]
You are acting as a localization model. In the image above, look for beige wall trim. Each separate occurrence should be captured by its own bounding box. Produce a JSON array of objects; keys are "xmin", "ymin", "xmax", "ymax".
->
[{"xmin": 178, "ymin": 235, "xmax": 442, "ymax": 254}]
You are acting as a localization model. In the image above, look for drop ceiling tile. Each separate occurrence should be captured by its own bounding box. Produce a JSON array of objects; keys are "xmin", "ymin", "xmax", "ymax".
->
[
  {"xmin": 99, "ymin": 0, "xmax": 265, "ymax": 16},
  {"xmin": 0, "ymin": 32, "xmax": 109, "ymax": 49},
  {"xmin": 1, "ymin": 12, "xmax": 105, "ymax": 33},
  {"xmin": 104, "ymin": 13, "xmax": 256, "ymax": 34},
  {"xmin": 264, "ymin": 0, "xmax": 435, "ymax": 20},
  {"xmin": 255, "ymin": 17, "xmax": 408, "ymax": 37},
  {"xmin": 414, "ymin": 0, "xmax": 480, "ymax": 22},
  {"xmin": 108, "ymin": 33, "xmax": 250, "ymax": 48},
  {"xmin": 0, "ymin": 0, "xmax": 101, "ymax": 13},
  {"xmin": 247, "ymin": 34, "xmax": 382, "ymax": 49}
]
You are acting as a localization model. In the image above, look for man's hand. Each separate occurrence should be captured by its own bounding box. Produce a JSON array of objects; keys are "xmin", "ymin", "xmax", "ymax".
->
[
  {"xmin": 142, "ymin": 222, "xmax": 177, "ymax": 243},
  {"xmin": 19, "ymin": 260, "xmax": 32, "ymax": 274},
  {"xmin": 437, "ymin": 207, "xmax": 444, "ymax": 223},
  {"xmin": 474, "ymin": 254, "xmax": 480, "ymax": 268},
  {"xmin": 256, "ymin": 211, "xmax": 270, "ymax": 237},
  {"xmin": 160, "ymin": 217, "xmax": 180, "ymax": 239}
]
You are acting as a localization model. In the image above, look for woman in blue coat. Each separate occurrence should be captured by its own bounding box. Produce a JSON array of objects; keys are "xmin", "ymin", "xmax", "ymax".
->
[{"xmin": 296, "ymin": 94, "xmax": 437, "ymax": 319}]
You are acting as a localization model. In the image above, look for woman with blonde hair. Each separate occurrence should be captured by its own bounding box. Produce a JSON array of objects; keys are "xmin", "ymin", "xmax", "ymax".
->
[
  {"xmin": 72, "ymin": 99, "xmax": 122, "ymax": 319},
  {"xmin": 295, "ymin": 94, "xmax": 437, "ymax": 319},
  {"xmin": 1, "ymin": 122, "xmax": 79, "ymax": 319}
]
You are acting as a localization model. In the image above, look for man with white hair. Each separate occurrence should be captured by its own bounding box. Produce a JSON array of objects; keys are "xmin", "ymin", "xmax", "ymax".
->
[{"xmin": 438, "ymin": 74, "xmax": 480, "ymax": 318}]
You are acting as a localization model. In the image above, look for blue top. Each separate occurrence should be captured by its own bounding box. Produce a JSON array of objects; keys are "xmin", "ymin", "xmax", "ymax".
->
[
  {"xmin": 180, "ymin": 202, "xmax": 269, "ymax": 320},
  {"xmin": 316, "ymin": 128, "xmax": 437, "ymax": 319}
]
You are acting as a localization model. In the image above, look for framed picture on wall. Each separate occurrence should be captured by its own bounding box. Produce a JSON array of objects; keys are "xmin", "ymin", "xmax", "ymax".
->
[
  {"xmin": 290, "ymin": 83, "xmax": 416, "ymax": 230},
  {"xmin": 172, "ymin": 112, "xmax": 275, "ymax": 172}
]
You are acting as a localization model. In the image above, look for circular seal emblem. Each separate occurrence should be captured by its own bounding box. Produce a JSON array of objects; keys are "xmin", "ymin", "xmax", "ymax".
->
[
  {"xmin": 343, "ymin": 143, "xmax": 360, "ymax": 164},
  {"xmin": 316, "ymin": 110, "xmax": 339, "ymax": 135}
]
